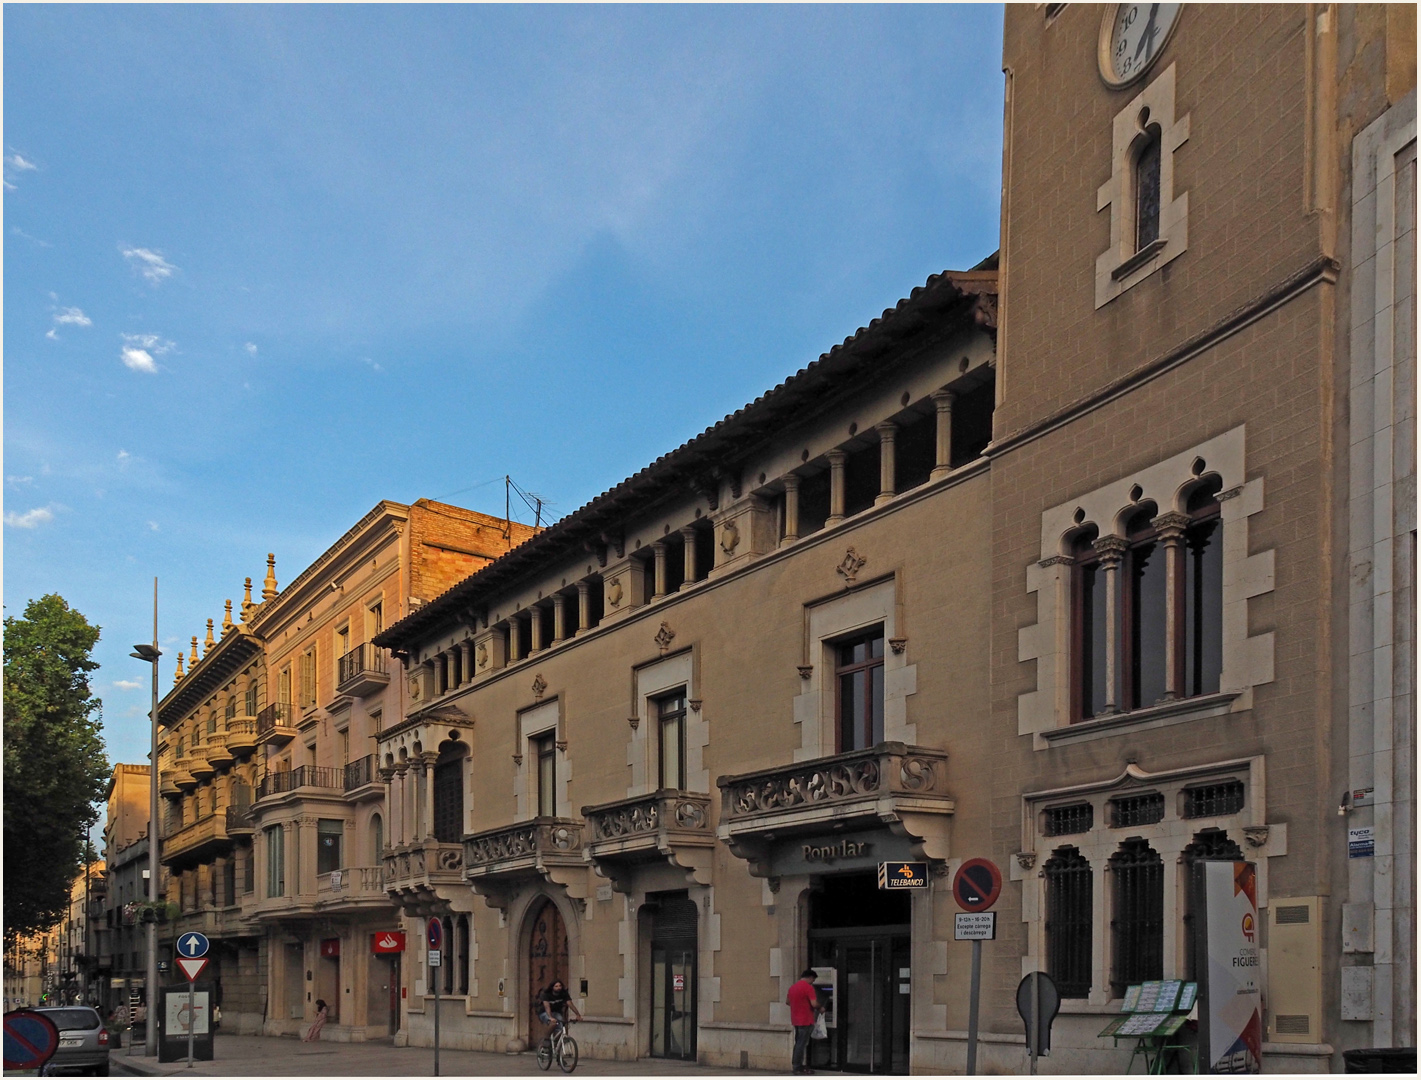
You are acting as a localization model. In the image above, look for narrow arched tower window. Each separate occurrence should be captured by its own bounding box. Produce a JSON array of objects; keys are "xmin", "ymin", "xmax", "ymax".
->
[{"xmin": 1135, "ymin": 124, "xmax": 1163, "ymax": 251}]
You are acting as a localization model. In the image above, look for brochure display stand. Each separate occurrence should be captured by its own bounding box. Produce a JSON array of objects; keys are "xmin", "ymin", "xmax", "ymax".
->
[{"xmin": 1097, "ymin": 980, "xmax": 1198, "ymax": 1074}]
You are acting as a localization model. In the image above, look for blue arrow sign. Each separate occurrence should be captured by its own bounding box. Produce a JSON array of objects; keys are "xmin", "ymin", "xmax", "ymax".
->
[{"xmin": 178, "ymin": 932, "xmax": 210, "ymax": 958}]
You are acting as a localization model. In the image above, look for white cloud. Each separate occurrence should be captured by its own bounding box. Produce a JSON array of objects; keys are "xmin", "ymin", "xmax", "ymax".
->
[
  {"xmin": 361, "ymin": 357, "xmax": 384, "ymax": 373},
  {"xmin": 122, "ymin": 247, "xmax": 178, "ymax": 284},
  {"xmin": 119, "ymin": 333, "xmax": 174, "ymax": 374},
  {"xmin": 6, "ymin": 153, "xmax": 37, "ymax": 172},
  {"xmin": 6, "ymin": 476, "xmax": 34, "ymax": 486},
  {"xmin": 117, "ymin": 449, "xmax": 131, "ymax": 463},
  {"xmin": 120, "ymin": 347, "xmax": 159, "ymax": 374},
  {"xmin": 54, "ymin": 306, "xmax": 91, "ymax": 327},
  {"xmin": 113, "ymin": 679, "xmax": 141, "ymax": 691},
  {"xmin": 147, "ymin": 521, "xmax": 160, "ymax": 532},
  {"xmin": 46, "ymin": 328, "xmax": 59, "ymax": 340},
  {"xmin": 4, "ymin": 506, "xmax": 55, "ymax": 529},
  {"xmin": 244, "ymin": 342, "xmax": 258, "ymax": 355}
]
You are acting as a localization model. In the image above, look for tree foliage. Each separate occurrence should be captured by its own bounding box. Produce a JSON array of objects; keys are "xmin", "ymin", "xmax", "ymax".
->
[{"xmin": 4, "ymin": 595, "xmax": 109, "ymax": 941}]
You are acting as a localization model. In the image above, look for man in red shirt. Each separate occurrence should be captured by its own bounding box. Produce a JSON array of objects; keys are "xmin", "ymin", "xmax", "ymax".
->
[{"xmin": 786, "ymin": 969, "xmax": 823, "ymax": 1074}]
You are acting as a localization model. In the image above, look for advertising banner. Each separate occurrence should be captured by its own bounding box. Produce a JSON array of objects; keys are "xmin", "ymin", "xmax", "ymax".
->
[{"xmin": 1200, "ymin": 861, "xmax": 1261, "ymax": 1073}]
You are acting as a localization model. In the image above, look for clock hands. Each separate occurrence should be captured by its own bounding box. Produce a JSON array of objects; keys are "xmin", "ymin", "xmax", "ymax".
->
[{"xmin": 1133, "ymin": 4, "xmax": 1161, "ymax": 62}]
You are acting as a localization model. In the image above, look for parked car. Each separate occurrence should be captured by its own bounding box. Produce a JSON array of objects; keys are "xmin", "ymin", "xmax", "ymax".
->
[{"xmin": 33, "ymin": 1005, "xmax": 110, "ymax": 1075}]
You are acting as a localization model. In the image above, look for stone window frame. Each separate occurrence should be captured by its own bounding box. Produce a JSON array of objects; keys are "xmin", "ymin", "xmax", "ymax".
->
[
  {"xmin": 792, "ymin": 575, "xmax": 917, "ymax": 762},
  {"xmin": 1012, "ymin": 756, "xmax": 1285, "ymax": 1009},
  {"xmin": 1096, "ymin": 63, "xmax": 1190, "ymax": 308},
  {"xmin": 514, "ymin": 699, "xmax": 570, "ymax": 821},
  {"xmin": 627, "ymin": 649, "xmax": 709, "ymax": 797},
  {"xmin": 1018, "ymin": 425, "xmax": 1275, "ymax": 749}
]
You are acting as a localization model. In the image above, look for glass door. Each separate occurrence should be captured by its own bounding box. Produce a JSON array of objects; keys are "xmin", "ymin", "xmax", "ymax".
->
[
  {"xmin": 650, "ymin": 945, "xmax": 696, "ymax": 1060},
  {"xmin": 809, "ymin": 930, "xmax": 911, "ymax": 1074}
]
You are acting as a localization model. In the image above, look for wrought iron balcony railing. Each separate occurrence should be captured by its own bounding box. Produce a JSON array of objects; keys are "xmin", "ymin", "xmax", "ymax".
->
[
  {"xmin": 255, "ymin": 702, "xmax": 297, "ymax": 745},
  {"xmin": 336, "ymin": 643, "xmax": 389, "ymax": 697},
  {"xmin": 343, "ymin": 754, "xmax": 378, "ymax": 792},
  {"xmin": 256, "ymin": 765, "xmax": 343, "ymax": 800}
]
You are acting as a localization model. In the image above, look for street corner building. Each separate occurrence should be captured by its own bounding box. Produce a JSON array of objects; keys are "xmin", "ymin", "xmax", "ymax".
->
[{"xmin": 89, "ymin": 5, "xmax": 1415, "ymax": 1074}]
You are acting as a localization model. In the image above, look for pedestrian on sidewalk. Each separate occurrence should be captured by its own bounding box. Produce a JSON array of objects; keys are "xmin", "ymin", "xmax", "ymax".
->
[
  {"xmin": 786, "ymin": 969, "xmax": 823, "ymax": 1075},
  {"xmin": 303, "ymin": 1000, "xmax": 329, "ymax": 1042}
]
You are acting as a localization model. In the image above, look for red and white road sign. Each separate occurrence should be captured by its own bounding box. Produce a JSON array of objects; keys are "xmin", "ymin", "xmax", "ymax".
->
[{"xmin": 176, "ymin": 956, "xmax": 210, "ymax": 982}]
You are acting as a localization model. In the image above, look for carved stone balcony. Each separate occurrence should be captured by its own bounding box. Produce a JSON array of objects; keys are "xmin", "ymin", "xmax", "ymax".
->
[
  {"xmin": 336, "ymin": 643, "xmax": 389, "ymax": 699},
  {"xmin": 204, "ymin": 736, "xmax": 233, "ymax": 771},
  {"xmin": 188, "ymin": 751, "xmax": 216, "ymax": 781},
  {"xmin": 716, "ymin": 742, "xmax": 954, "ymax": 876},
  {"xmin": 172, "ymin": 760, "xmax": 198, "ymax": 792},
  {"xmin": 315, "ymin": 866, "xmax": 389, "ymax": 913},
  {"xmin": 224, "ymin": 717, "xmax": 258, "ymax": 757},
  {"xmin": 463, "ymin": 818, "xmax": 588, "ymax": 905},
  {"xmin": 383, "ymin": 841, "xmax": 465, "ymax": 916},
  {"xmin": 256, "ymin": 702, "xmax": 297, "ymax": 747},
  {"xmin": 581, "ymin": 790, "xmax": 714, "ymax": 892},
  {"xmin": 159, "ymin": 770, "xmax": 182, "ymax": 799}
]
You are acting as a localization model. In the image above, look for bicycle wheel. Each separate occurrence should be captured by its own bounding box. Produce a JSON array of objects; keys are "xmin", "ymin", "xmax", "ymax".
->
[
  {"xmin": 557, "ymin": 1034, "xmax": 579, "ymax": 1072},
  {"xmin": 536, "ymin": 1035, "xmax": 554, "ymax": 1071}
]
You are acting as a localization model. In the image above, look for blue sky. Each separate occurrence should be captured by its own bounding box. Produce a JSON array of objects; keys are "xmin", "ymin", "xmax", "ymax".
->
[{"xmin": 4, "ymin": 4, "xmax": 1004, "ymax": 771}]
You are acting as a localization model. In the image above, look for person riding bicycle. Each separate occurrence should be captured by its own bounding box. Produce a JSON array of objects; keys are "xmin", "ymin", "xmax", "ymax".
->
[{"xmin": 536, "ymin": 979, "xmax": 582, "ymax": 1029}]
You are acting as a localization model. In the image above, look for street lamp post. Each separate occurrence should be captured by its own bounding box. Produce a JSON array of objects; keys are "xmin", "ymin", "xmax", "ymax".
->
[{"xmin": 130, "ymin": 578, "xmax": 161, "ymax": 1058}]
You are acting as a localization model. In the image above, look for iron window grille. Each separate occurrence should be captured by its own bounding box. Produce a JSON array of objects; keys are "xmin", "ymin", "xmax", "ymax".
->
[
  {"xmin": 1182, "ymin": 780, "xmax": 1245, "ymax": 819},
  {"xmin": 1109, "ymin": 838, "xmax": 1164, "ymax": 997},
  {"xmin": 1044, "ymin": 802, "xmax": 1095, "ymax": 837},
  {"xmin": 1044, "ymin": 847, "xmax": 1093, "ymax": 997},
  {"xmin": 1182, "ymin": 829, "xmax": 1244, "ymax": 979},
  {"xmin": 1110, "ymin": 792, "xmax": 1165, "ymax": 828}
]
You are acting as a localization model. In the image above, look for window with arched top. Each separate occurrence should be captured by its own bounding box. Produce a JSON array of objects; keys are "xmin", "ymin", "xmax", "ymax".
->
[
  {"xmin": 433, "ymin": 744, "xmax": 466, "ymax": 843},
  {"xmin": 370, "ymin": 814, "xmax": 383, "ymax": 865},
  {"xmin": 1133, "ymin": 123, "xmax": 1163, "ymax": 251},
  {"xmin": 1109, "ymin": 838, "xmax": 1163, "ymax": 996},
  {"xmin": 1044, "ymin": 847, "xmax": 1092, "ymax": 998}
]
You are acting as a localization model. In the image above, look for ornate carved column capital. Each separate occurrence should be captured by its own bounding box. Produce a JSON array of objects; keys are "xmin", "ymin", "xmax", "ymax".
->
[
  {"xmin": 1150, "ymin": 511, "xmax": 1191, "ymax": 541},
  {"xmin": 1092, "ymin": 534, "xmax": 1129, "ymax": 566}
]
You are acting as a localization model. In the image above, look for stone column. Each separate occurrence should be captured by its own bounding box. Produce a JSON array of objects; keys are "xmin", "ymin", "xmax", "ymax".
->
[
  {"xmin": 781, "ymin": 475, "xmax": 800, "ymax": 546},
  {"xmin": 826, "ymin": 450, "xmax": 848, "ymax": 526},
  {"xmin": 433, "ymin": 653, "xmax": 447, "ymax": 697},
  {"xmin": 422, "ymin": 753, "xmax": 439, "ymax": 842},
  {"xmin": 553, "ymin": 594, "xmax": 568, "ymax": 643},
  {"xmin": 530, "ymin": 608, "xmax": 546, "ymax": 654},
  {"xmin": 875, "ymin": 421, "xmax": 897, "ymax": 505},
  {"xmin": 459, "ymin": 641, "xmax": 474, "ymax": 687},
  {"xmin": 931, "ymin": 389, "xmax": 955, "ymax": 479},
  {"xmin": 576, "ymin": 581, "xmax": 591, "ymax": 635},
  {"xmin": 507, "ymin": 616, "xmax": 523, "ymax": 663},
  {"xmin": 1152, "ymin": 512, "xmax": 1191, "ymax": 701},
  {"xmin": 1093, "ymin": 535, "xmax": 1129, "ymax": 714},
  {"xmin": 652, "ymin": 541, "xmax": 669, "ymax": 600},
  {"xmin": 680, "ymin": 527, "xmax": 698, "ymax": 589}
]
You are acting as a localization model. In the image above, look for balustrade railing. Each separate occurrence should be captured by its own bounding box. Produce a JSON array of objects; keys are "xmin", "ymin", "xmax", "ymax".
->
[
  {"xmin": 343, "ymin": 754, "xmax": 377, "ymax": 791},
  {"xmin": 718, "ymin": 742, "xmax": 948, "ymax": 822},
  {"xmin": 226, "ymin": 718, "xmax": 257, "ymax": 737}
]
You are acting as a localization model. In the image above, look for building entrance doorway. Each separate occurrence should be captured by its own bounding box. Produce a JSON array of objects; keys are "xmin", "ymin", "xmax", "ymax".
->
[
  {"xmin": 526, "ymin": 897, "xmax": 568, "ymax": 1047},
  {"xmin": 807, "ymin": 872, "xmax": 911, "ymax": 1075},
  {"xmin": 647, "ymin": 891, "xmax": 697, "ymax": 1060}
]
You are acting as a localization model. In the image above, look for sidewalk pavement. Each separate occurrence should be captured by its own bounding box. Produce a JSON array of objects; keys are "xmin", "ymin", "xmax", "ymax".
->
[{"xmin": 111, "ymin": 1034, "xmax": 779, "ymax": 1077}]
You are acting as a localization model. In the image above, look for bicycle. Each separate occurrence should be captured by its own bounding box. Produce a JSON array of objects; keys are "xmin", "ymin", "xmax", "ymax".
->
[{"xmin": 535, "ymin": 1014, "xmax": 578, "ymax": 1073}]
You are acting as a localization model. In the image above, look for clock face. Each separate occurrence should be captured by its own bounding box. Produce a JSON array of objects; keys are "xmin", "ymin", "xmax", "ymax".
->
[{"xmin": 1102, "ymin": 3, "xmax": 1181, "ymax": 87}]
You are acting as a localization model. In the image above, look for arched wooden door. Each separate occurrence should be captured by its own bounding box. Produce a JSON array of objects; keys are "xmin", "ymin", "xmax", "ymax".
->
[{"xmin": 527, "ymin": 897, "xmax": 569, "ymax": 1045}]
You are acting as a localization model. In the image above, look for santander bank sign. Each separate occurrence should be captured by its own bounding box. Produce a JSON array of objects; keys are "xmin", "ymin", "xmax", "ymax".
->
[{"xmin": 372, "ymin": 931, "xmax": 407, "ymax": 954}]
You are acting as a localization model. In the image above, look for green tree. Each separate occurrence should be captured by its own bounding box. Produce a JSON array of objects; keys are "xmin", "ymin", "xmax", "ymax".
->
[{"xmin": 3, "ymin": 595, "xmax": 109, "ymax": 942}]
